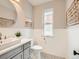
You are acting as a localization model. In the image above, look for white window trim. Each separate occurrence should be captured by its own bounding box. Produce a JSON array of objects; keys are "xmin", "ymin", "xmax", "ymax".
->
[{"xmin": 42, "ymin": 8, "xmax": 54, "ymax": 38}]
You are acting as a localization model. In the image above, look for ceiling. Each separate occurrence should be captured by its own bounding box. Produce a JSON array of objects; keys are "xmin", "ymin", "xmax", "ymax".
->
[
  {"xmin": 28, "ymin": 0, "xmax": 53, "ymax": 6},
  {"xmin": 0, "ymin": 0, "xmax": 53, "ymax": 7}
]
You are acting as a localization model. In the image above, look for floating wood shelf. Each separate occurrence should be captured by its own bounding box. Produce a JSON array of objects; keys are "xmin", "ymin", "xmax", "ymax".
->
[
  {"xmin": 24, "ymin": 17, "xmax": 32, "ymax": 28},
  {"xmin": 24, "ymin": 17, "xmax": 32, "ymax": 23},
  {"xmin": 0, "ymin": 17, "xmax": 15, "ymax": 27},
  {"xmin": 66, "ymin": 0, "xmax": 79, "ymax": 26}
]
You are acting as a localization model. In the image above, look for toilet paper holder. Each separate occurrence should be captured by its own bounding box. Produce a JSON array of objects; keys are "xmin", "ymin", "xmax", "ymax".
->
[{"xmin": 73, "ymin": 50, "xmax": 79, "ymax": 55}]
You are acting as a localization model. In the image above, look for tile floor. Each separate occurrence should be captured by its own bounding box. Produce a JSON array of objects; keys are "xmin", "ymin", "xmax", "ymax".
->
[
  {"xmin": 31, "ymin": 52, "xmax": 65, "ymax": 59},
  {"xmin": 41, "ymin": 52, "xmax": 65, "ymax": 59}
]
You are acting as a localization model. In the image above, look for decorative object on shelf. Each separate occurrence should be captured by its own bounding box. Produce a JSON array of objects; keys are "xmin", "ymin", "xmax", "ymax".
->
[
  {"xmin": 24, "ymin": 17, "xmax": 32, "ymax": 28},
  {"xmin": 66, "ymin": 0, "xmax": 79, "ymax": 26},
  {"xmin": 25, "ymin": 21, "xmax": 32, "ymax": 28},
  {"xmin": 0, "ymin": 17, "xmax": 15, "ymax": 27},
  {"xmin": 15, "ymin": 32, "xmax": 21, "ymax": 38}
]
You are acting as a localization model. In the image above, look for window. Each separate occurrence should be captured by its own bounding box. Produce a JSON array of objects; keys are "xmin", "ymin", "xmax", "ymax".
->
[{"xmin": 43, "ymin": 8, "xmax": 53, "ymax": 37}]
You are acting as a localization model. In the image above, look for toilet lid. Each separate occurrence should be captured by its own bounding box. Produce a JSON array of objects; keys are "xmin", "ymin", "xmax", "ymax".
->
[{"xmin": 31, "ymin": 45, "xmax": 43, "ymax": 50}]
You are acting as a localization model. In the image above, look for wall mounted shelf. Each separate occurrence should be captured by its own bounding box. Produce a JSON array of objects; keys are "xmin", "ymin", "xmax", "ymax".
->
[
  {"xmin": 24, "ymin": 17, "xmax": 32, "ymax": 28},
  {"xmin": 66, "ymin": 0, "xmax": 79, "ymax": 26},
  {"xmin": 0, "ymin": 17, "xmax": 15, "ymax": 27}
]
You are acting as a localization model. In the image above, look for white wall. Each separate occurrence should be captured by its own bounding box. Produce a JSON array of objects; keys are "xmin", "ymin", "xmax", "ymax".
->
[
  {"xmin": 0, "ymin": 0, "xmax": 33, "ymax": 28},
  {"xmin": 0, "ymin": 0, "xmax": 15, "ymax": 11},
  {"xmin": 68, "ymin": 25, "xmax": 79, "ymax": 59},
  {"xmin": 66, "ymin": 0, "xmax": 79, "ymax": 59},
  {"xmin": 0, "ymin": 5, "xmax": 16, "ymax": 20},
  {"xmin": 0, "ymin": 0, "xmax": 33, "ymax": 38},
  {"xmin": 33, "ymin": 0, "xmax": 68, "ymax": 58},
  {"xmin": 0, "ymin": 28, "xmax": 32, "ymax": 39},
  {"xmin": 33, "ymin": 0, "xmax": 66, "ymax": 29},
  {"xmin": 9, "ymin": 0, "xmax": 33, "ymax": 28},
  {"xmin": 0, "ymin": 0, "xmax": 33, "ymax": 19},
  {"xmin": 19, "ymin": 0, "xmax": 33, "ymax": 19},
  {"xmin": 33, "ymin": 29, "xmax": 67, "ymax": 58},
  {"xmin": 0, "ymin": 0, "xmax": 16, "ymax": 20}
]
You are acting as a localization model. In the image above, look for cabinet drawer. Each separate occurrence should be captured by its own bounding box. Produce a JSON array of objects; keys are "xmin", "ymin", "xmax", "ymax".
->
[
  {"xmin": 23, "ymin": 41, "xmax": 31, "ymax": 49},
  {"xmin": 7, "ymin": 46, "xmax": 23, "ymax": 59},
  {"xmin": 11, "ymin": 52, "xmax": 23, "ymax": 59}
]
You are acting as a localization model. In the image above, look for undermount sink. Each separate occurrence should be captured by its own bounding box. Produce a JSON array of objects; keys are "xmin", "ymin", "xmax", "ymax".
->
[{"xmin": 0, "ymin": 38, "xmax": 21, "ymax": 51}]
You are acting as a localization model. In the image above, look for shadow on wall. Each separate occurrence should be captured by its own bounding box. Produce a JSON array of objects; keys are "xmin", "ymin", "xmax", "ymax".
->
[{"xmin": 9, "ymin": 0, "xmax": 25, "ymax": 28}]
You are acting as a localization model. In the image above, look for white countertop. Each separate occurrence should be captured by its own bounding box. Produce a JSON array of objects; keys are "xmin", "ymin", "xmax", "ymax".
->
[{"xmin": 0, "ymin": 38, "xmax": 32, "ymax": 56}]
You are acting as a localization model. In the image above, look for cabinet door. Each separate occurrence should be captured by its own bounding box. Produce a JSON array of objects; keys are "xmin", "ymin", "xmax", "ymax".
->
[
  {"xmin": 0, "ymin": 46, "xmax": 23, "ymax": 59},
  {"xmin": 24, "ymin": 48, "xmax": 30, "ymax": 59},
  {"xmin": 11, "ymin": 52, "xmax": 23, "ymax": 59},
  {"xmin": 0, "ymin": 54, "xmax": 7, "ymax": 59}
]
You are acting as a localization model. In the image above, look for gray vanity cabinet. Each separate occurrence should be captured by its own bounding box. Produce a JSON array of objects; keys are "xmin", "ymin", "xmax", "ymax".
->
[
  {"xmin": 8, "ymin": 46, "xmax": 23, "ymax": 59},
  {"xmin": 23, "ymin": 42, "xmax": 31, "ymax": 59},
  {"xmin": 0, "ymin": 46, "xmax": 23, "ymax": 59},
  {"xmin": 24, "ymin": 48, "xmax": 30, "ymax": 59},
  {"xmin": 0, "ymin": 53, "xmax": 7, "ymax": 59},
  {"xmin": 0, "ymin": 41, "xmax": 31, "ymax": 59},
  {"xmin": 11, "ymin": 52, "xmax": 23, "ymax": 59}
]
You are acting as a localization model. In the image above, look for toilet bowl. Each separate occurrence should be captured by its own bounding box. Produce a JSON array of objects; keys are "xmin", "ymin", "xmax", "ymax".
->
[{"xmin": 31, "ymin": 45, "xmax": 43, "ymax": 59}]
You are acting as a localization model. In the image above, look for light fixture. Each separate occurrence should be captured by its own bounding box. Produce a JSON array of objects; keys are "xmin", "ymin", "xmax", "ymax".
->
[
  {"xmin": 16, "ymin": 0, "xmax": 20, "ymax": 2},
  {"xmin": 12, "ymin": 0, "xmax": 20, "ymax": 2}
]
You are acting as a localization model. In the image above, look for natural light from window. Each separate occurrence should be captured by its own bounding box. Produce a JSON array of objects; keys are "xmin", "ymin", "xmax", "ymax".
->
[{"xmin": 43, "ymin": 8, "xmax": 53, "ymax": 37}]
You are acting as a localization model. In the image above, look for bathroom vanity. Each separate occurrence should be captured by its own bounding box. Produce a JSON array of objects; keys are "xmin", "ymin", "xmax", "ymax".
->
[{"xmin": 0, "ymin": 39, "xmax": 32, "ymax": 59}]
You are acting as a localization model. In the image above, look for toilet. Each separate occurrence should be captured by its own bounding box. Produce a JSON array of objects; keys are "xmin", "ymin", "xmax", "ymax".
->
[{"xmin": 31, "ymin": 45, "xmax": 43, "ymax": 59}]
